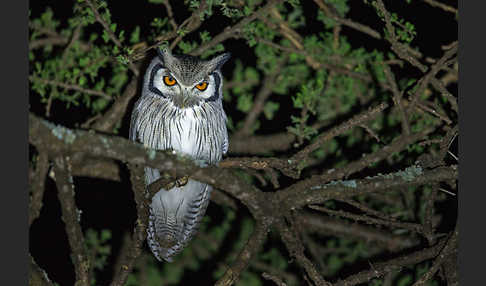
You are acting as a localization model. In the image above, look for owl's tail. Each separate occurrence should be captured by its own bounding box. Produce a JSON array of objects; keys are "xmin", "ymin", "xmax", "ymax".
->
[{"xmin": 147, "ymin": 179, "xmax": 211, "ymax": 262}]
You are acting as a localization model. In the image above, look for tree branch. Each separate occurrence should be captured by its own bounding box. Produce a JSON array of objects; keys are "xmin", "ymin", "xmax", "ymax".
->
[
  {"xmin": 84, "ymin": 0, "xmax": 139, "ymax": 76},
  {"xmin": 411, "ymin": 224, "xmax": 458, "ymax": 286},
  {"xmin": 190, "ymin": 0, "xmax": 284, "ymax": 56},
  {"xmin": 334, "ymin": 235, "xmax": 449, "ymax": 286},
  {"xmin": 53, "ymin": 155, "xmax": 91, "ymax": 286},
  {"xmin": 29, "ymin": 76, "xmax": 111, "ymax": 99},
  {"xmin": 29, "ymin": 151, "xmax": 49, "ymax": 227},
  {"xmin": 215, "ymin": 221, "xmax": 270, "ymax": 286},
  {"xmin": 277, "ymin": 218, "xmax": 331, "ymax": 286},
  {"xmin": 110, "ymin": 165, "xmax": 148, "ymax": 286}
]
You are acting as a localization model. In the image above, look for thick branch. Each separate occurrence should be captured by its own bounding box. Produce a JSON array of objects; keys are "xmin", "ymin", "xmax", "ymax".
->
[
  {"xmin": 215, "ymin": 222, "xmax": 270, "ymax": 286},
  {"xmin": 277, "ymin": 219, "xmax": 331, "ymax": 286},
  {"xmin": 29, "ymin": 151, "xmax": 49, "ymax": 226},
  {"xmin": 30, "ymin": 254, "xmax": 55, "ymax": 286},
  {"xmin": 279, "ymin": 128, "xmax": 434, "ymax": 201},
  {"xmin": 29, "ymin": 113, "xmax": 264, "ymax": 216},
  {"xmin": 110, "ymin": 165, "xmax": 148, "ymax": 286},
  {"xmin": 228, "ymin": 132, "xmax": 296, "ymax": 155},
  {"xmin": 53, "ymin": 156, "xmax": 90, "ymax": 286},
  {"xmin": 282, "ymin": 165, "xmax": 457, "ymax": 209}
]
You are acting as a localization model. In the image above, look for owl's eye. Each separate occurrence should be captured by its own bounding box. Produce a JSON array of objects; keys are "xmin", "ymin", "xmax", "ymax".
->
[
  {"xmin": 195, "ymin": 81, "xmax": 208, "ymax": 91},
  {"xmin": 163, "ymin": 76, "xmax": 177, "ymax": 86}
]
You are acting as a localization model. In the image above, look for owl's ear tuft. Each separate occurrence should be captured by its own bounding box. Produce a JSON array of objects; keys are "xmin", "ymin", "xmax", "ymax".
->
[
  {"xmin": 207, "ymin": 52, "xmax": 231, "ymax": 72},
  {"xmin": 157, "ymin": 47, "xmax": 173, "ymax": 65}
]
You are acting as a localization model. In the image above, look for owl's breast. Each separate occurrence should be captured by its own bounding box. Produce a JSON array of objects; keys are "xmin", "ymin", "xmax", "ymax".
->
[
  {"xmin": 169, "ymin": 109, "xmax": 201, "ymax": 157},
  {"xmin": 133, "ymin": 97, "xmax": 227, "ymax": 164}
]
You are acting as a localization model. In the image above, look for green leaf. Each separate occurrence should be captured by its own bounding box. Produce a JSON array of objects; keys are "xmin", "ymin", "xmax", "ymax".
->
[
  {"xmin": 129, "ymin": 26, "xmax": 140, "ymax": 44},
  {"xmin": 263, "ymin": 101, "xmax": 279, "ymax": 120},
  {"xmin": 101, "ymin": 30, "xmax": 110, "ymax": 43},
  {"xmin": 236, "ymin": 94, "xmax": 253, "ymax": 113},
  {"xmin": 92, "ymin": 98, "xmax": 109, "ymax": 112}
]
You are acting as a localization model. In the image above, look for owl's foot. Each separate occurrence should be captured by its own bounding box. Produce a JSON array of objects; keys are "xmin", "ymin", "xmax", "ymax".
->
[
  {"xmin": 163, "ymin": 181, "xmax": 176, "ymax": 190},
  {"xmin": 163, "ymin": 175, "xmax": 189, "ymax": 189},
  {"xmin": 175, "ymin": 175, "xmax": 189, "ymax": 187}
]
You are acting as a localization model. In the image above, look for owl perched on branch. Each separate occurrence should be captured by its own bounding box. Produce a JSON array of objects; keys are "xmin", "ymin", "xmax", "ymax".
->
[{"xmin": 129, "ymin": 48, "xmax": 230, "ymax": 262}]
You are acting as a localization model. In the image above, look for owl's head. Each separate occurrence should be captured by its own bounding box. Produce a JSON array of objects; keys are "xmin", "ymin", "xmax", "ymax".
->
[{"xmin": 142, "ymin": 48, "xmax": 231, "ymax": 109}]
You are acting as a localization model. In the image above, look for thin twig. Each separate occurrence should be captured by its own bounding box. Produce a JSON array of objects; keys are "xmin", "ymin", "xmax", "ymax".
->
[
  {"xmin": 309, "ymin": 205, "xmax": 424, "ymax": 234},
  {"xmin": 313, "ymin": 0, "xmax": 382, "ymax": 39},
  {"xmin": 415, "ymin": 100, "xmax": 453, "ymax": 125},
  {"xmin": 85, "ymin": 0, "xmax": 139, "ymax": 76},
  {"xmin": 411, "ymin": 225, "xmax": 458, "ymax": 286},
  {"xmin": 89, "ymin": 76, "xmax": 139, "ymax": 132},
  {"xmin": 162, "ymin": 0, "xmax": 178, "ymax": 31},
  {"xmin": 335, "ymin": 198, "xmax": 395, "ymax": 221},
  {"xmin": 421, "ymin": 0, "xmax": 457, "ymax": 14},
  {"xmin": 190, "ymin": 0, "xmax": 284, "ymax": 56},
  {"xmin": 375, "ymin": 0, "xmax": 428, "ymax": 72},
  {"xmin": 300, "ymin": 212, "xmax": 417, "ymax": 251},
  {"xmin": 291, "ymin": 102, "xmax": 389, "ymax": 165},
  {"xmin": 408, "ymin": 42, "xmax": 458, "ymax": 112},
  {"xmin": 382, "ymin": 63, "xmax": 411, "ymax": 134},
  {"xmin": 334, "ymin": 235, "xmax": 449, "ymax": 286},
  {"xmin": 262, "ymin": 272, "xmax": 288, "ymax": 286},
  {"xmin": 235, "ymin": 56, "xmax": 287, "ymax": 137},
  {"xmin": 29, "ymin": 76, "xmax": 111, "ymax": 99}
]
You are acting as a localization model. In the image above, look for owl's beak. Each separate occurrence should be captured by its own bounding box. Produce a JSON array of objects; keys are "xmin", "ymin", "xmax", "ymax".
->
[
  {"xmin": 173, "ymin": 89, "xmax": 197, "ymax": 109},
  {"xmin": 172, "ymin": 92, "xmax": 188, "ymax": 109}
]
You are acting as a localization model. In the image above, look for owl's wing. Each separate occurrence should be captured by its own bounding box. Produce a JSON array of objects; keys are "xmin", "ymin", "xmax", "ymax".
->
[
  {"xmin": 222, "ymin": 131, "xmax": 229, "ymax": 155},
  {"xmin": 222, "ymin": 113, "xmax": 229, "ymax": 155},
  {"xmin": 129, "ymin": 105, "xmax": 140, "ymax": 142}
]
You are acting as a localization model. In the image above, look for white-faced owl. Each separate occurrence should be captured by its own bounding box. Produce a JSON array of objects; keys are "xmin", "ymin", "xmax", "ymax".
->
[{"xmin": 129, "ymin": 48, "xmax": 230, "ymax": 262}]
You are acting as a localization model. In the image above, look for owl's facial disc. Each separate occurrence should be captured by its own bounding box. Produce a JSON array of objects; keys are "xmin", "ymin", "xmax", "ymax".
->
[
  {"xmin": 148, "ymin": 53, "xmax": 223, "ymax": 108},
  {"xmin": 171, "ymin": 85, "xmax": 202, "ymax": 109}
]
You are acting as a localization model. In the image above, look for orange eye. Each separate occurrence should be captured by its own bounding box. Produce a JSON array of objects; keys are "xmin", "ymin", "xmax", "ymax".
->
[
  {"xmin": 163, "ymin": 76, "xmax": 177, "ymax": 86},
  {"xmin": 195, "ymin": 81, "xmax": 208, "ymax": 91}
]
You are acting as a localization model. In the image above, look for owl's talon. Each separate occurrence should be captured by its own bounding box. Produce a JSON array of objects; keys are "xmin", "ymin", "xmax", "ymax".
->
[
  {"xmin": 175, "ymin": 175, "xmax": 189, "ymax": 187},
  {"xmin": 164, "ymin": 181, "xmax": 176, "ymax": 190}
]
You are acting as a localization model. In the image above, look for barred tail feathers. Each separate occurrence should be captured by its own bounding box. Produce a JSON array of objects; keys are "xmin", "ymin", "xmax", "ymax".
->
[{"xmin": 147, "ymin": 179, "xmax": 211, "ymax": 262}]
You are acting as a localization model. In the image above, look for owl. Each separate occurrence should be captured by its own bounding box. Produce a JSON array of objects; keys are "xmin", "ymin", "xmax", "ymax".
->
[{"xmin": 129, "ymin": 48, "xmax": 230, "ymax": 262}]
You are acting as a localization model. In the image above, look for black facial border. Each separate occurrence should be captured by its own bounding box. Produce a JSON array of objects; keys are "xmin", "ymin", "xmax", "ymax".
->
[
  {"xmin": 205, "ymin": 72, "xmax": 221, "ymax": 102},
  {"xmin": 148, "ymin": 63, "xmax": 167, "ymax": 98}
]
